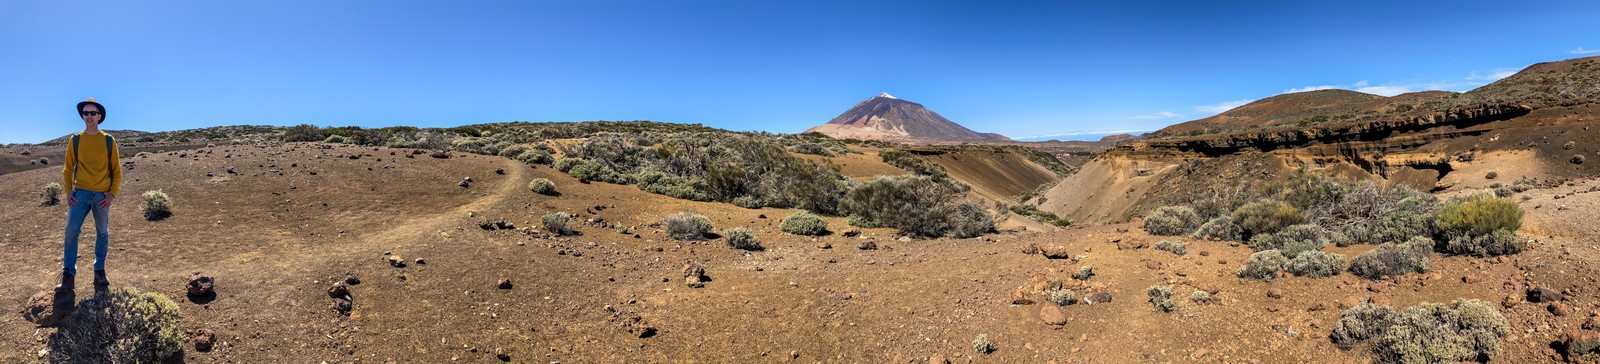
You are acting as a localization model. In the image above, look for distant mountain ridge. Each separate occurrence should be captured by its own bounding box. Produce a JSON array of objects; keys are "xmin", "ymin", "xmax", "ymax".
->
[{"xmin": 805, "ymin": 93, "xmax": 1012, "ymax": 144}]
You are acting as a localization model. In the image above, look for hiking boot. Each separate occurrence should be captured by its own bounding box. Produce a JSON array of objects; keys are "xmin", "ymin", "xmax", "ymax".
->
[
  {"xmin": 54, "ymin": 270, "xmax": 74, "ymax": 294},
  {"xmin": 94, "ymin": 270, "xmax": 109, "ymax": 288}
]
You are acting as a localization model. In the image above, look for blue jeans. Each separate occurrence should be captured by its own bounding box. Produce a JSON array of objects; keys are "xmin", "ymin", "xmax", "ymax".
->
[{"xmin": 63, "ymin": 189, "xmax": 111, "ymax": 275}]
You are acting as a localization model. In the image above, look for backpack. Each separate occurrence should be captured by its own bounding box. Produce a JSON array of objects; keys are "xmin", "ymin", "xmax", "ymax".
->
[{"xmin": 70, "ymin": 133, "xmax": 116, "ymax": 188}]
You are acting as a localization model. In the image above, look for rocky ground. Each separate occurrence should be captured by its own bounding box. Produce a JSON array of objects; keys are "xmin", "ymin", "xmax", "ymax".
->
[{"xmin": 4, "ymin": 141, "xmax": 1599, "ymax": 363}]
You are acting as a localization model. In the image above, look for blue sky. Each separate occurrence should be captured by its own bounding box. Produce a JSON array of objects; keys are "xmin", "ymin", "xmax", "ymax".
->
[{"xmin": 3, "ymin": 1, "xmax": 1599, "ymax": 144}]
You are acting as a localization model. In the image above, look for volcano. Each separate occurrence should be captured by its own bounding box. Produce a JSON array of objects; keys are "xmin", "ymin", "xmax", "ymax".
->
[{"xmin": 805, "ymin": 93, "xmax": 1012, "ymax": 144}]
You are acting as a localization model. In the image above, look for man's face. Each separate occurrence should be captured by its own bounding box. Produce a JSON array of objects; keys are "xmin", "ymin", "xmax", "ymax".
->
[{"xmin": 80, "ymin": 104, "xmax": 102, "ymax": 126}]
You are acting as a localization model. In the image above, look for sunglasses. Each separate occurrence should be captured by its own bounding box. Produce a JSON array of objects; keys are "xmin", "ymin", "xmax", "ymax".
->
[{"xmin": 80, "ymin": 111, "xmax": 102, "ymax": 116}]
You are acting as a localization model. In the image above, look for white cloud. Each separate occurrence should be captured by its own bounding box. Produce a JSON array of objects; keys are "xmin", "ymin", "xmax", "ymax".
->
[
  {"xmin": 1195, "ymin": 99, "xmax": 1253, "ymax": 114},
  {"xmin": 1129, "ymin": 111, "xmax": 1181, "ymax": 120},
  {"xmin": 1466, "ymin": 68, "xmax": 1518, "ymax": 82},
  {"xmin": 1572, "ymin": 47, "xmax": 1600, "ymax": 54}
]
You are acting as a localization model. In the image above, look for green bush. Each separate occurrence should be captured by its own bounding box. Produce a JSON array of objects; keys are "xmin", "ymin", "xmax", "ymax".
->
[
  {"xmin": 665, "ymin": 212, "xmax": 713, "ymax": 240},
  {"xmin": 1286, "ymin": 250, "xmax": 1346, "ymax": 278},
  {"xmin": 880, "ymin": 149, "xmax": 946, "ymax": 177},
  {"xmin": 1046, "ymin": 288, "xmax": 1075, "ymax": 306},
  {"xmin": 141, "ymin": 190, "xmax": 172, "ymax": 221},
  {"xmin": 1147, "ymin": 286, "xmax": 1176, "ymax": 312},
  {"xmin": 1349, "ymin": 237, "xmax": 1432, "ymax": 280},
  {"xmin": 1143, "ymin": 205, "xmax": 1202, "ymax": 236},
  {"xmin": 282, "ymin": 124, "xmax": 323, "ymax": 142},
  {"xmin": 47, "ymin": 287, "xmax": 183, "ymax": 363},
  {"xmin": 1441, "ymin": 229, "xmax": 1523, "ymax": 257},
  {"xmin": 844, "ymin": 175, "xmax": 994, "ymax": 238},
  {"xmin": 528, "ymin": 178, "xmax": 558, "ymax": 196},
  {"xmin": 542, "ymin": 212, "xmax": 575, "ymax": 236},
  {"xmin": 515, "ymin": 149, "xmax": 554, "ymax": 165},
  {"xmin": 42, "ymin": 182, "xmax": 62, "ymax": 206},
  {"xmin": 1192, "ymin": 216, "xmax": 1242, "ymax": 241},
  {"xmin": 1374, "ymin": 196, "xmax": 1439, "ymax": 244},
  {"xmin": 779, "ymin": 211, "xmax": 829, "ymax": 236},
  {"xmin": 1237, "ymin": 250, "xmax": 1288, "ymax": 281},
  {"xmin": 788, "ymin": 143, "xmax": 835, "ymax": 157},
  {"xmin": 1154, "ymin": 240, "xmax": 1187, "ymax": 255},
  {"xmin": 725, "ymin": 227, "xmax": 761, "ymax": 251},
  {"xmin": 1433, "ymin": 195, "xmax": 1522, "ymax": 239},
  {"xmin": 1191, "ymin": 290, "xmax": 1211, "ymax": 303},
  {"xmin": 1231, "ymin": 199, "xmax": 1305, "ymax": 239},
  {"xmin": 497, "ymin": 144, "xmax": 529, "ymax": 158},
  {"xmin": 1332, "ymin": 300, "xmax": 1509, "ymax": 364}
]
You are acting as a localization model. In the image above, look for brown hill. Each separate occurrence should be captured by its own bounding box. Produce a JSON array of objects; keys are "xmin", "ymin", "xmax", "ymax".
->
[
  {"xmin": 805, "ymin": 93, "xmax": 1012, "ymax": 144},
  {"xmin": 1098, "ymin": 133, "xmax": 1136, "ymax": 142}
]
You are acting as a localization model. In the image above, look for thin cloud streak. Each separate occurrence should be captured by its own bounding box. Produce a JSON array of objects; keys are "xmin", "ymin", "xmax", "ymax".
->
[
  {"xmin": 1572, "ymin": 47, "xmax": 1600, "ymax": 54},
  {"xmin": 1196, "ymin": 99, "xmax": 1253, "ymax": 114},
  {"xmin": 1129, "ymin": 111, "xmax": 1181, "ymax": 120}
]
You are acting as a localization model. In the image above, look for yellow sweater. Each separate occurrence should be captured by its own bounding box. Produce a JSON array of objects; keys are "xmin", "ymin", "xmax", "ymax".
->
[{"xmin": 61, "ymin": 132, "xmax": 123, "ymax": 196}]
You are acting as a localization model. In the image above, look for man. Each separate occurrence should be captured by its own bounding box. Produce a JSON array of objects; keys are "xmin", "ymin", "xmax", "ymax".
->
[{"xmin": 58, "ymin": 97, "xmax": 122, "ymax": 294}]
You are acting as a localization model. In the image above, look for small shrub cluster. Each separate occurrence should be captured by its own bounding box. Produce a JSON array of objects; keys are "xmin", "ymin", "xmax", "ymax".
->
[
  {"xmin": 1247, "ymin": 224, "xmax": 1330, "ymax": 258},
  {"xmin": 1154, "ymin": 240, "xmax": 1187, "ymax": 256},
  {"xmin": 725, "ymin": 227, "xmax": 761, "ymax": 251},
  {"xmin": 1231, "ymin": 200, "xmax": 1305, "ymax": 240},
  {"xmin": 1147, "ymin": 286, "xmax": 1176, "ymax": 312},
  {"xmin": 779, "ymin": 211, "xmax": 829, "ymax": 236},
  {"xmin": 1286, "ymin": 251, "xmax": 1347, "ymax": 278},
  {"xmin": 42, "ymin": 182, "xmax": 62, "ymax": 206},
  {"xmin": 1192, "ymin": 216, "xmax": 1242, "ymax": 241},
  {"xmin": 1006, "ymin": 203, "xmax": 1072, "ymax": 227},
  {"xmin": 1237, "ymin": 250, "xmax": 1289, "ymax": 281},
  {"xmin": 1442, "ymin": 229, "xmax": 1524, "ymax": 257},
  {"xmin": 880, "ymin": 150, "xmax": 946, "ymax": 177},
  {"xmin": 1348, "ymin": 237, "xmax": 1433, "ymax": 280},
  {"xmin": 1046, "ymin": 288, "xmax": 1075, "ymax": 306},
  {"xmin": 542, "ymin": 212, "xmax": 575, "ymax": 236},
  {"xmin": 665, "ymin": 212, "xmax": 713, "ymax": 240},
  {"xmin": 141, "ymin": 190, "xmax": 172, "ymax": 221},
  {"xmin": 323, "ymin": 134, "xmax": 348, "ymax": 143},
  {"xmin": 1330, "ymin": 300, "xmax": 1509, "ymax": 363},
  {"xmin": 1143, "ymin": 205, "xmax": 1202, "ymax": 236},
  {"xmin": 788, "ymin": 143, "xmax": 835, "ymax": 157},
  {"xmin": 972, "ymin": 334, "xmax": 994, "ymax": 354},
  {"xmin": 1190, "ymin": 290, "xmax": 1211, "ymax": 303},
  {"xmin": 47, "ymin": 288, "xmax": 183, "ymax": 363},
  {"xmin": 527, "ymin": 178, "xmax": 558, "ymax": 196},
  {"xmin": 844, "ymin": 176, "xmax": 994, "ymax": 238}
]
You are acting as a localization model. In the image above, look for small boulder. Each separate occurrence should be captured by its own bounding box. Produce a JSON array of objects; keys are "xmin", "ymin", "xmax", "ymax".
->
[
  {"xmin": 193, "ymin": 328, "xmax": 217, "ymax": 352},
  {"xmin": 1040, "ymin": 244, "xmax": 1072, "ymax": 259},
  {"xmin": 816, "ymin": 242, "xmax": 831, "ymax": 249},
  {"xmin": 1039, "ymin": 305, "xmax": 1067, "ymax": 326},
  {"xmin": 495, "ymin": 168, "xmax": 505, "ymax": 175},
  {"xmin": 332, "ymin": 298, "xmax": 353, "ymax": 314},
  {"xmin": 1010, "ymin": 288, "xmax": 1035, "ymax": 305},
  {"xmin": 386, "ymin": 255, "xmax": 406, "ymax": 268},
  {"xmin": 21, "ymin": 291, "xmax": 66, "ymax": 327},
  {"xmin": 328, "ymin": 284, "xmax": 351, "ymax": 299},
  {"xmin": 187, "ymin": 273, "xmax": 215, "ymax": 297},
  {"xmin": 1529, "ymin": 287, "xmax": 1564, "ymax": 303},
  {"xmin": 1085, "ymin": 292, "xmax": 1113, "ymax": 304},
  {"xmin": 498, "ymin": 279, "xmax": 513, "ymax": 290},
  {"xmin": 1564, "ymin": 330, "xmax": 1600, "ymax": 357},
  {"xmin": 345, "ymin": 275, "xmax": 361, "ymax": 285},
  {"xmin": 1021, "ymin": 243, "xmax": 1041, "ymax": 255},
  {"xmin": 1266, "ymin": 288, "xmax": 1284, "ymax": 299},
  {"xmin": 857, "ymin": 241, "xmax": 878, "ymax": 250},
  {"xmin": 1552, "ymin": 302, "xmax": 1575, "ymax": 317}
]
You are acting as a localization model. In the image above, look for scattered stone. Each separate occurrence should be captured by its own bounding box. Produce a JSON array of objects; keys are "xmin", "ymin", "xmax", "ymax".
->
[
  {"xmin": 1462, "ymin": 274, "xmax": 1481, "ymax": 284},
  {"xmin": 414, "ymin": 258, "xmax": 426, "ymax": 265},
  {"xmin": 193, "ymin": 328, "xmax": 217, "ymax": 352},
  {"xmin": 478, "ymin": 218, "xmax": 514, "ymax": 230},
  {"xmin": 1021, "ymin": 243, "xmax": 1041, "ymax": 255},
  {"xmin": 1085, "ymin": 292, "xmax": 1112, "ymax": 304},
  {"xmin": 842, "ymin": 229, "xmax": 861, "ymax": 238},
  {"xmin": 1198, "ymin": 250, "xmax": 1210, "ymax": 257},
  {"xmin": 345, "ymin": 275, "xmax": 361, "ymax": 285},
  {"xmin": 187, "ymin": 273, "xmax": 215, "ymax": 297},
  {"xmin": 1039, "ymin": 304, "xmax": 1067, "ymax": 326},
  {"xmin": 1552, "ymin": 302, "xmax": 1575, "ymax": 316},
  {"xmin": 683, "ymin": 262, "xmax": 707, "ymax": 288},
  {"xmin": 857, "ymin": 241, "xmax": 878, "ymax": 250},
  {"xmin": 21, "ymin": 291, "xmax": 66, "ymax": 327},
  {"xmin": 1584, "ymin": 315, "xmax": 1600, "ymax": 330},
  {"xmin": 495, "ymin": 347, "xmax": 510, "ymax": 361},
  {"xmin": 495, "ymin": 168, "xmax": 505, "ymax": 175},
  {"xmin": 1010, "ymin": 288, "xmax": 1035, "ymax": 305},
  {"xmin": 458, "ymin": 178, "xmax": 471, "ymax": 188},
  {"xmin": 1563, "ymin": 330, "xmax": 1600, "ymax": 357},
  {"xmin": 623, "ymin": 314, "xmax": 657, "ymax": 338},
  {"xmin": 1338, "ymin": 296, "xmax": 1363, "ymax": 310},
  {"xmin": 1266, "ymin": 288, "xmax": 1284, "ymax": 299},
  {"xmin": 816, "ymin": 242, "xmax": 831, "ymax": 249},
  {"xmin": 685, "ymin": 276, "xmax": 705, "ymax": 288},
  {"xmin": 332, "ymin": 298, "xmax": 353, "ymax": 314},
  {"xmin": 1040, "ymin": 244, "xmax": 1072, "ymax": 259},
  {"xmin": 387, "ymin": 255, "xmax": 406, "ymax": 268},
  {"xmin": 928, "ymin": 355, "xmax": 950, "ymax": 364},
  {"xmin": 1503, "ymin": 294, "xmax": 1522, "ymax": 308},
  {"xmin": 1529, "ymin": 286, "xmax": 1564, "ymax": 303}
]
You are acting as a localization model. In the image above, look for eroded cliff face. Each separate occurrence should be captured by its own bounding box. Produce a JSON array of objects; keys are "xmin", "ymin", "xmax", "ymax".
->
[{"xmin": 1040, "ymin": 102, "xmax": 1597, "ymax": 225}]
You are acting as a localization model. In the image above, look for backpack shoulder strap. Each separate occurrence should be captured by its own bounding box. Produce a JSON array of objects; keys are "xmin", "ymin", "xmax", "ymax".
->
[
  {"xmin": 104, "ymin": 135, "xmax": 113, "ymax": 164},
  {"xmin": 71, "ymin": 134, "xmax": 80, "ymax": 183}
]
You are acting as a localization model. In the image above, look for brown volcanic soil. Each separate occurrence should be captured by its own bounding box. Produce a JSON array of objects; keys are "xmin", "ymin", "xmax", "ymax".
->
[{"xmin": 3, "ymin": 142, "xmax": 1597, "ymax": 363}]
